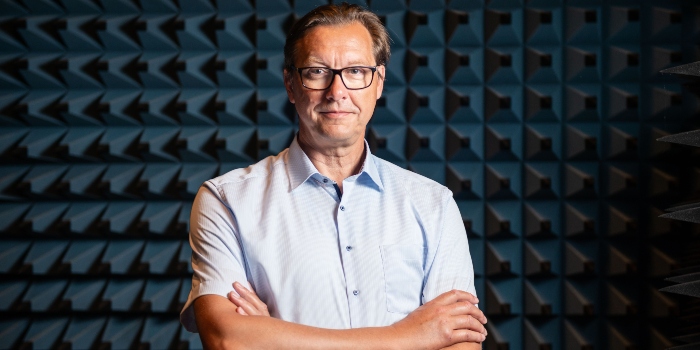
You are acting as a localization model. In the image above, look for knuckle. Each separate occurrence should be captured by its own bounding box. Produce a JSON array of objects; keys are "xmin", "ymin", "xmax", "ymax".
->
[
  {"xmin": 469, "ymin": 316, "xmax": 478, "ymax": 329},
  {"xmin": 439, "ymin": 327, "xmax": 451, "ymax": 341}
]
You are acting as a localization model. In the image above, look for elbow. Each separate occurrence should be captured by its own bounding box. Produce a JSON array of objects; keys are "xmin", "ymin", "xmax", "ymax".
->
[
  {"xmin": 194, "ymin": 295, "xmax": 255, "ymax": 350},
  {"xmin": 197, "ymin": 322, "xmax": 244, "ymax": 350},
  {"xmin": 203, "ymin": 338, "xmax": 245, "ymax": 350}
]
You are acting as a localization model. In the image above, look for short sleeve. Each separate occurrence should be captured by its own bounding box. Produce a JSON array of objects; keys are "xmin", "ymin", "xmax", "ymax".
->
[
  {"xmin": 421, "ymin": 195, "xmax": 477, "ymax": 305},
  {"xmin": 180, "ymin": 182, "xmax": 249, "ymax": 332}
]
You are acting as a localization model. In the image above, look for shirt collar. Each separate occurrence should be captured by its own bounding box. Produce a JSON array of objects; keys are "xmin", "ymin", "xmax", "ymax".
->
[{"xmin": 287, "ymin": 136, "xmax": 384, "ymax": 192}]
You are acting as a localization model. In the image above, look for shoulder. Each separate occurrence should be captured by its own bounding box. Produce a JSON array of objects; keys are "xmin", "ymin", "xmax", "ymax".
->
[
  {"xmin": 372, "ymin": 155, "xmax": 452, "ymax": 204},
  {"xmin": 207, "ymin": 149, "xmax": 289, "ymax": 189}
]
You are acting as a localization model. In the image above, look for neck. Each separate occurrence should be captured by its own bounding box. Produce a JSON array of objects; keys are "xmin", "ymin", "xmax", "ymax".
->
[{"xmin": 297, "ymin": 133, "xmax": 366, "ymax": 192}]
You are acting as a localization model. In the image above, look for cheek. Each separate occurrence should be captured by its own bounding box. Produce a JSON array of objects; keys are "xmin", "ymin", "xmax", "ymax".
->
[
  {"xmin": 292, "ymin": 90, "xmax": 309, "ymax": 106},
  {"xmin": 294, "ymin": 94, "xmax": 321, "ymax": 119},
  {"xmin": 355, "ymin": 94, "xmax": 376, "ymax": 114},
  {"xmin": 301, "ymin": 97, "xmax": 317, "ymax": 113}
]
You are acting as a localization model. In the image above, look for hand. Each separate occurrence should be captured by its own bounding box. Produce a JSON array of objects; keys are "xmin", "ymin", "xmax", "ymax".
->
[
  {"xmin": 390, "ymin": 289, "xmax": 487, "ymax": 350},
  {"xmin": 227, "ymin": 281, "xmax": 270, "ymax": 317}
]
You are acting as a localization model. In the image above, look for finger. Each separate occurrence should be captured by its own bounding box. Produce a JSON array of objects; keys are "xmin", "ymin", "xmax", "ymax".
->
[
  {"xmin": 450, "ymin": 329, "xmax": 486, "ymax": 344},
  {"xmin": 449, "ymin": 301, "xmax": 487, "ymax": 325},
  {"xmin": 236, "ymin": 306, "xmax": 248, "ymax": 316},
  {"xmin": 227, "ymin": 290, "xmax": 244, "ymax": 306},
  {"xmin": 431, "ymin": 290, "xmax": 480, "ymax": 306},
  {"xmin": 233, "ymin": 282, "xmax": 269, "ymax": 315},
  {"xmin": 458, "ymin": 291, "xmax": 479, "ymax": 305},
  {"xmin": 234, "ymin": 281, "xmax": 260, "ymax": 299},
  {"xmin": 453, "ymin": 315, "xmax": 487, "ymax": 335},
  {"xmin": 232, "ymin": 282, "xmax": 270, "ymax": 316},
  {"xmin": 234, "ymin": 296, "xmax": 261, "ymax": 316},
  {"xmin": 227, "ymin": 291, "xmax": 241, "ymax": 305},
  {"xmin": 445, "ymin": 290, "xmax": 479, "ymax": 304},
  {"xmin": 229, "ymin": 289, "xmax": 261, "ymax": 316}
]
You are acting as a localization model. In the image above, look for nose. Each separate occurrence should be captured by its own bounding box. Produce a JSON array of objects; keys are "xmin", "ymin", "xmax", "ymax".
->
[{"xmin": 325, "ymin": 73, "xmax": 348, "ymax": 101}]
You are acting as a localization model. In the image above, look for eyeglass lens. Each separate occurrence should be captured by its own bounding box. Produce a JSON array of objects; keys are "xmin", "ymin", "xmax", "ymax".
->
[{"xmin": 300, "ymin": 67, "xmax": 374, "ymax": 90}]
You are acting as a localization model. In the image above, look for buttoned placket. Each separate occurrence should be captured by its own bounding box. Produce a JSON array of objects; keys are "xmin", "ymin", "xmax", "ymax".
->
[
  {"xmin": 335, "ymin": 176, "xmax": 363, "ymax": 328},
  {"xmin": 313, "ymin": 172, "xmax": 363, "ymax": 327},
  {"xmin": 315, "ymin": 176, "xmax": 341, "ymax": 202}
]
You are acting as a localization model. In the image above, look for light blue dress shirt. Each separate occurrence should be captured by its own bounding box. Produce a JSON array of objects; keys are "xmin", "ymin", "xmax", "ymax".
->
[{"xmin": 180, "ymin": 137, "xmax": 476, "ymax": 332}]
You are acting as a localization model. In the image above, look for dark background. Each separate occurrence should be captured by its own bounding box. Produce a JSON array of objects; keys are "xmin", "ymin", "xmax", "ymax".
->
[{"xmin": 1, "ymin": 0, "xmax": 699, "ymax": 349}]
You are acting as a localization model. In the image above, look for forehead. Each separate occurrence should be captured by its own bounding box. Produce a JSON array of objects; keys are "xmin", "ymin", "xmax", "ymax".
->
[{"xmin": 296, "ymin": 22, "xmax": 375, "ymax": 65}]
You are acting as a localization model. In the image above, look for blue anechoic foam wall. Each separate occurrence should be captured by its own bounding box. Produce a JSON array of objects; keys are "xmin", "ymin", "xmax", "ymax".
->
[{"xmin": 0, "ymin": 0, "xmax": 698, "ymax": 349}]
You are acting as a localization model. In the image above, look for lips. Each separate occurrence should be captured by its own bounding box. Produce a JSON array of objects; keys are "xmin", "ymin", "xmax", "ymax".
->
[{"xmin": 319, "ymin": 110, "xmax": 352, "ymax": 117}]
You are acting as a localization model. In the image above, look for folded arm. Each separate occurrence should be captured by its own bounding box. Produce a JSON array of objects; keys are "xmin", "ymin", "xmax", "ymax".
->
[
  {"xmin": 195, "ymin": 285, "xmax": 486, "ymax": 350},
  {"xmin": 442, "ymin": 344, "xmax": 481, "ymax": 350},
  {"xmin": 195, "ymin": 295, "xmax": 403, "ymax": 350}
]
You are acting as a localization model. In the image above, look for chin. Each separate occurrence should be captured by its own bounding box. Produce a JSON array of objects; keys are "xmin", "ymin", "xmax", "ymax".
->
[
  {"xmin": 319, "ymin": 131, "xmax": 359, "ymax": 145},
  {"xmin": 319, "ymin": 126, "xmax": 352, "ymax": 137}
]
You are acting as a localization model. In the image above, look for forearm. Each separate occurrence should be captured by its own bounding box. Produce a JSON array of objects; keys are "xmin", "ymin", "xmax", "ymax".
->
[
  {"xmin": 195, "ymin": 295, "xmax": 403, "ymax": 350},
  {"xmin": 441, "ymin": 342, "xmax": 482, "ymax": 350}
]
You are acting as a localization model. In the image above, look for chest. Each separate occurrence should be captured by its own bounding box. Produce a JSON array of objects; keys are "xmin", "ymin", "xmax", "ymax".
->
[
  {"xmin": 227, "ymin": 179, "xmax": 440, "ymax": 325},
  {"xmin": 235, "ymin": 181, "xmax": 427, "ymax": 266}
]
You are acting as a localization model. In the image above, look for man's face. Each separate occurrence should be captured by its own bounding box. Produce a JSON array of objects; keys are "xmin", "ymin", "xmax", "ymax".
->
[{"xmin": 284, "ymin": 22, "xmax": 385, "ymax": 149}]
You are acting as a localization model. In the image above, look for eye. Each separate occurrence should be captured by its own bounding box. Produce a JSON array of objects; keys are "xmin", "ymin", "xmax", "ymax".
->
[{"xmin": 308, "ymin": 68, "xmax": 328, "ymax": 75}]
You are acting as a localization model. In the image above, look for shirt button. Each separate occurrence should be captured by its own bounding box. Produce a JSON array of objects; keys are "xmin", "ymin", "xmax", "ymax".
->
[
  {"xmin": 340, "ymin": 205, "xmax": 345, "ymax": 211},
  {"xmin": 346, "ymin": 246, "xmax": 352, "ymax": 251},
  {"xmin": 323, "ymin": 178, "xmax": 328, "ymax": 183},
  {"xmin": 353, "ymin": 290, "xmax": 359, "ymax": 296}
]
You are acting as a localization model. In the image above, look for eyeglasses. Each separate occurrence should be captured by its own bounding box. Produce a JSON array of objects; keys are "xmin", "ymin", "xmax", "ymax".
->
[{"xmin": 294, "ymin": 66, "xmax": 378, "ymax": 90}]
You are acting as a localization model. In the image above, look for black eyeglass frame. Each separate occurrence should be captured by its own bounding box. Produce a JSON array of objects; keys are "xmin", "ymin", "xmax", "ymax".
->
[{"xmin": 293, "ymin": 65, "xmax": 378, "ymax": 90}]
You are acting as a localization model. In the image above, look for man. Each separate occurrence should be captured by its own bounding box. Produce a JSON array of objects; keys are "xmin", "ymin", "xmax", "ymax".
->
[{"xmin": 180, "ymin": 3, "xmax": 487, "ymax": 349}]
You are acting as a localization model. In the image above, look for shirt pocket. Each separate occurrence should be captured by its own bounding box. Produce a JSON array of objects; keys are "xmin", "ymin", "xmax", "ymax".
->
[{"xmin": 380, "ymin": 243, "xmax": 426, "ymax": 314}]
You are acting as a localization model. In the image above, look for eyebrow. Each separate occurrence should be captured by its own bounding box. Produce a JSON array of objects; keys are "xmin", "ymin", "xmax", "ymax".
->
[{"xmin": 303, "ymin": 56, "xmax": 373, "ymax": 67}]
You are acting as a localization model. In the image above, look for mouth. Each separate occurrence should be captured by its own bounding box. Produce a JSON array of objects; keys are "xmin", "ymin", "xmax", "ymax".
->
[{"xmin": 319, "ymin": 111, "xmax": 352, "ymax": 118}]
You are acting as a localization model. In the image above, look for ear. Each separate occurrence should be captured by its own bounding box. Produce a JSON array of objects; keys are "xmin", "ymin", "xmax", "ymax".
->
[
  {"xmin": 375, "ymin": 65, "xmax": 385, "ymax": 100},
  {"xmin": 283, "ymin": 69, "xmax": 296, "ymax": 104}
]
